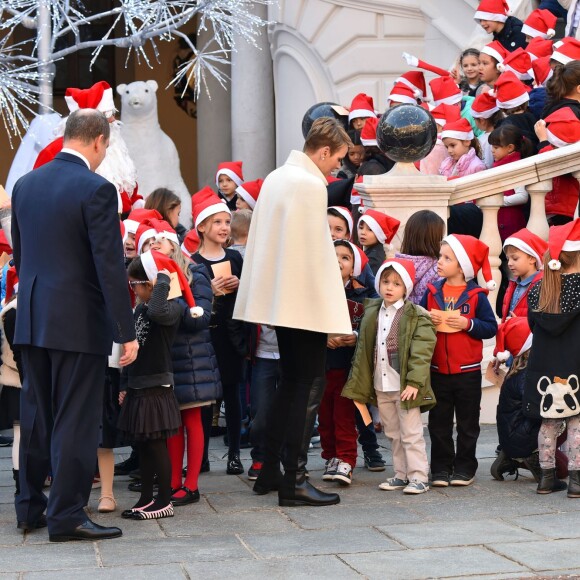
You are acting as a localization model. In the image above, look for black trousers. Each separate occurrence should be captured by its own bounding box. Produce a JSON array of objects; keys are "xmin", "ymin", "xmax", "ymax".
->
[
  {"xmin": 262, "ymin": 327, "xmax": 327, "ymax": 476},
  {"xmin": 428, "ymin": 370, "xmax": 482, "ymax": 478},
  {"xmin": 16, "ymin": 346, "xmax": 106, "ymax": 534}
]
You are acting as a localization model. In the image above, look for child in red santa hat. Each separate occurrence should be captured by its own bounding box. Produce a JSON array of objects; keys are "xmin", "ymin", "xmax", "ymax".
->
[
  {"xmin": 357, "ymin": 209, "xmax": 400, "ymax": 274},
  {"xmin": 474, "ymin": 0, "xmax": 527, "ymax": 52},
  {"xmin": 216, "ymin": 162, "xmax": 244, "ymax": 212}
]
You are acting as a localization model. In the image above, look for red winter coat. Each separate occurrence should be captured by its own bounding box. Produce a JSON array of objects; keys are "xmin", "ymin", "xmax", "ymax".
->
[
  {"xmin": 500, "ymin": 270, "xmax": 542, "ymax": 322},
  {"xmin": 494, "ymin": 152, "xmax": 528, "ymax": 242},
  {"xmin": 541, "ymin": 145, "xmax": 580, "ymax": 218}
]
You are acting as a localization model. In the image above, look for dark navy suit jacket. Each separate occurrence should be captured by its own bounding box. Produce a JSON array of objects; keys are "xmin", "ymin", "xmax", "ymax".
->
[{"xmin": 11, "ymin": 151, "xmax": 136, "ymax": 355}]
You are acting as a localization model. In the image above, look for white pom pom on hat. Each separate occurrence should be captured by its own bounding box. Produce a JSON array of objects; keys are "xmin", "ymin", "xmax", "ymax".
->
[
  {"xmin": 493, "ymin": 317, "xmax": 533, "ymax": 362},
  {"xmin": 547, "ymin": 218, "xmax": 580, "ymax": 272}
]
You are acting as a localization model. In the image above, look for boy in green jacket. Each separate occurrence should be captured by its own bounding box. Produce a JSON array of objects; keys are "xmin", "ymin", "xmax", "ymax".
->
[{"xmin": 342, "ymin": 258, "xmax": 436, "ymax": 494}]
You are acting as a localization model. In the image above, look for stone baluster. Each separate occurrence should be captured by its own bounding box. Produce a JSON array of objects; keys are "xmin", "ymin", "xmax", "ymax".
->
[
  {"xmin": 526, "ymin": 180, "xmax": 552, "ymax": 241},
  {"xmin": 475, "ymin": 194, "xmax": 504, "ymax": 314}
]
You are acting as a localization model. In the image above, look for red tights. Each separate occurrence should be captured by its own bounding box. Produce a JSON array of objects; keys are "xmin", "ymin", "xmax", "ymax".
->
[{"xmin": 167, "ymin": 406, "xmax": 204, "ymax": 495}]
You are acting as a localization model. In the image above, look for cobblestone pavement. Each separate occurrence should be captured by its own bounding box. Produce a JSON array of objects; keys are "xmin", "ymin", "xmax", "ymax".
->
[{"xmin": 1, "ymin": 425, "xmax": 579, "ymax": 579}]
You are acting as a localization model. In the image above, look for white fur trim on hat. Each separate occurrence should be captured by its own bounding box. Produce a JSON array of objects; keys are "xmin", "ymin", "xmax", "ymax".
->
[
  {"xmin": 441, "ymin": 129, "xmax": 474, "ymax": 141},
  {"xmin": 551, "ymin": 51, "xmax": 573, "ymax": 65},
  {"xmin": 348, "ymin": 109, "xmax": 376, "ymax": 123},
  {"xmin": 396, "ymin": 76, "xmax": 424, "ymax": 98},
  {"xmin": 194, "ymin": 202, "xmax": 231, "ymax": 230},
  {"xmin": 361, "ymin": 136, "xmax": 378, "ymax": 146},
  {"xmin": 546, "ymin": 128, "xmax": 572, "ymax": 149},
  {"xmin": 521, "ymin": 23, "xmax": 555, "ymax": 39},
  {"xmin": 471, "ymin": 105, "xmax": 500, "ymax": 119},
  {"xmin": 504, "ymin": 64, "xmax": 533, "ymax": 81},
  {"xmin": 141, "ymin": 250, "xmax": 158, "ymax": 282},
  {"xmin": 518, "ymin": 332, "xmax": 533, "ymax": 356},
  {"xmin": 359, "ymin": 214, "xmax": 386, "ymax": 244},
  {"xmin": 375, "ymin": 261, "xmax": 414, "ymax": 297},
  {"xmin": 432, "ymin": 94, "xmax": 463, "ymax": 107},
  {"xmin": 124, "ymin": 219, "xmax": 139, "ymax": 235},
  {"xmin": 330, "ymin": 206, "xmax": 354, "ymax": 235},
  {"xmin": 137, "ymin": 227, "xmax": 157, "ymax": 254},
  {"xmin": 481, "ymin": 45, "xmax": 504, "ymax": 64},
  {"xmin": 443, "ymin": 235, "xmax": 475, "ymax": 280},
  {"xmin": 475, "ymin": 11, "xmax": 508, "ymax": 23},
  {"xmin": 155, "ymin": 231, "xmax": 179, "ymax": 246},
  {"xmin": 181, "ymin": 242, "xmax": 192, "ymax": 258},
  {"xmin": 497, "ymin": 92, "xmax": 529, "ymax": 110},
  {"xmin": 216, "ymin": 168, "xmax": 243, "ymax": 188},
  {"xmin": 562, "ymin": 239, "xmax": 580, "ymax": 252},
  {"xmin": 236, "ymin": 185, "xmax": 256, "ymax": 210},
  {"xmin": 503, "ymin": 236, "xmax": 542, "ymax": 267},
  {"xmin": 389, "ymin": 94, "xmax": 417, "ymax": 105}
]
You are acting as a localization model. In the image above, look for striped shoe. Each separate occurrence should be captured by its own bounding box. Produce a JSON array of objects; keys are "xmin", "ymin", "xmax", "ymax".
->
[
  {"xmin": 121, "ymin": 500, "xmax": 154, "ymax": 519},
  {"xmin": 135, "ymin": 503, "xmax": 174, "ymax": 520}
]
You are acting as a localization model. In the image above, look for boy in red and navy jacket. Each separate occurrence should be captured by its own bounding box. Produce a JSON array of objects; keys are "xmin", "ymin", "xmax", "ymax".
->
[{"xmin": 420, "ymin": 234, "xmax": 497, "ymax": 487}]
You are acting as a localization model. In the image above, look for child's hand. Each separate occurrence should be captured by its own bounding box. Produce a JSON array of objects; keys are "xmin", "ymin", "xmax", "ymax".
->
[
  {"xmin": 446, "ymin": 315, "xmax": 469, "ymax": 330},
  {"xmin": 535, "ymin": 119, "xmax": 548, "ymax": 141},
  {"xmin": 429, "ymin": 310, "xmax": 443, "ymax": 325},
  {"xmin": 119, "ymin": 390, "xmax": 126, "ymax": 405},
  {"xmin": 327, "ymin": 337, "xmax": 342, "ymax": 349},
  {"xmin": 401, "ymin": 385, "xmax": 418, "ymax": 401},
  {"xmin": 340, "ymin": 333, "xmax": 357, "ymax": 347},
  {"xmin": 492, "ymin": 357, "xmax": 502, "ymax": 373},
  {"xmin": 211, "ymin": 276, "xmax": 227, "ymax": 296},
  {"xmin": 223, "ymin": 275, "xmax": 239, "ymax": 291}
]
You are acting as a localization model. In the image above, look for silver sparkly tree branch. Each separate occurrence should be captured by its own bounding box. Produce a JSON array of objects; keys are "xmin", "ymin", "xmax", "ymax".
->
[{"xmin": 0, "ymin": 0, "xmax": 270, "ymax": 140}]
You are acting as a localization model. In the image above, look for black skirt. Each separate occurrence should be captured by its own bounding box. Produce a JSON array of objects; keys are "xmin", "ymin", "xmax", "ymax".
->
[
  {"xmin": 117, "ymin": 386, "xmax": 181, "ymax": 442},
  {"xmin": 0, "ymin": 386, "xmax": 20, "ymax": 429}
]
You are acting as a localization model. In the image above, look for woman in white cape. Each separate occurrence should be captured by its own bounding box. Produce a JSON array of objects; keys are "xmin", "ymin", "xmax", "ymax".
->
[{"xmin": 234, "ymin": 118, "xmax": 352, "ymax": 507}]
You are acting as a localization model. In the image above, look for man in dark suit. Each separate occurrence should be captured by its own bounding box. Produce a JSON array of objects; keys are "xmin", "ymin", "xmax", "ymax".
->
[{"xmin": 11, "ymin": 109, "xmax": 139, "ymax": 542}]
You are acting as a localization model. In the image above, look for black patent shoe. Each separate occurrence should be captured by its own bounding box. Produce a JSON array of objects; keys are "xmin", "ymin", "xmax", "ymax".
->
[
  {"xmin": 226, "ymin": 453, "xmax": 244, "ymax": 475},
  {"xmin": 171, "ymin": 487, "xmax": 200, "ymax": 506},
  {"xmin": 49, "ymin": 518, "xmax": 122, "ymax": 542},
  {"xmin": 278, "ymin": 479, "xmax": 340, "ymax": 507}
]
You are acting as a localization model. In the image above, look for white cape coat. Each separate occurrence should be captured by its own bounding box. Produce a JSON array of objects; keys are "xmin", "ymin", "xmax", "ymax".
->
[{"xmin": 233, "ymin": 150, "xmax": 351, "ymax": 335}]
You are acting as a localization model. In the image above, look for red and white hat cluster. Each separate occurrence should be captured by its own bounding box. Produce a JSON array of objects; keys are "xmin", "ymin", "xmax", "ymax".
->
[
  {"xmin": 471, "ymin": 93, "xmax": 500, "ymax": 119},
  {"xmin": 443, "ymin": 234, "xmax": 496, "ymax": 290},
  {"xmin": 494, "ymin": 317, "xmax": 533, "ymax": 362},
  {"xmin": 135, "ymin": 218, "xmax": 178, "ymax": 254},
  {"xmin": 359, "ymin": 209, "xmax": 400, "ymax": 245},
  {"xmin": 374, "ymin": 258, "xmax": 416, "ymax": 297},
  {"xmin": 490, "ymin": 71, "xmax": 530, "ymax": 110},
  {"xmin": 544, "ymin": 107, "xmax": 580, "ymax": 148},
  {"xmin": 191, "ymin": 186, "xmax": 231, "ymax": 231},
  {"xmin": 236, "ymin": 178, "xmax": 264, "ymax": 210},
  {"xmin": 124, "ymin": 208, "xmax": 163, "ymax": 236},
  {"xmin": 440, "ymin": 118, "xmax": 474, "ymax": 141},
  {"xmin": 360, "ymin": 117, "xmax": 379, "ymax": 146},
  {"xmin": 64, "ymin": 80, "xmax": 116, "ymax": 115},
  {"xmin": 215, "ymin": 161, "xmax": 244, "ymax": 189},
  {"xmin": 522, "ymin": 9, "xmax": 556, "ymax": 39},
  {"xmin": 547, "ymin": 218, "xmax": 580, "ymax": 271},
  {"xmin": 503, "ymin": 228, "xmax": 548, "ymax": 270}
]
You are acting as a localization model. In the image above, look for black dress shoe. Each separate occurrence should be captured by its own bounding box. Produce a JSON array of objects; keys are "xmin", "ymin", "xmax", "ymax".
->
[
  {"xmin": 114, "ymin": 455, "xmax": 139, "ymax": 476},
  {"xmin": 171, "ymin": 487, "xmax": 200, "ymax": 506},
  {"xmin": 49, "ymin": 519, "xmax": 122, "ymax": 542},
  {"xmin": 17, "ymin": 514, "xmax": 47, "ymax": 531},
  {"xmin": 278, "ymin": 479, "xmax": 340, "ymax": 507},
  {"xmin": 253, "ymin": 465, "xmax": 284, "ymax": 495}
]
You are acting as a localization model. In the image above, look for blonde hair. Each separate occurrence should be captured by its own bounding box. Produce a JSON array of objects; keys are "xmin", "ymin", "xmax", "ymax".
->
[
  {"xmin": 168, "ymin": 240, "xmax": 193, "ymax": 285},
  {"xmin": 231, "ymin": 209, "xmax": 252, "ymax": 242},
  {"xmin": 506, "ymin": 350, "xmax": 529, "ymax": 379},
  {"xmin": 303, "ymin": 117, "xmax": 352, "ymax": 154},
  {"xmin": 538, "ymin": 250, "xmax": 580, "ymax": 313}
]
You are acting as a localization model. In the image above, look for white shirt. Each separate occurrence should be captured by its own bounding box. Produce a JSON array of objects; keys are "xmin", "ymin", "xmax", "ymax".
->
[
  {"xmin": 61, "ymin": 147, "xmax": 90, "ymax": 170},
  {"xmin": 374, "ymin": 299, "xmax": 404, "ymax": 393}
]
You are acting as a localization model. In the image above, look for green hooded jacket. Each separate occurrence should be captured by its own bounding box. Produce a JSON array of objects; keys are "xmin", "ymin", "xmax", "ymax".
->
[{"xmin": 342, "ymin": 298, "xmax": 437, "ymax": 413}]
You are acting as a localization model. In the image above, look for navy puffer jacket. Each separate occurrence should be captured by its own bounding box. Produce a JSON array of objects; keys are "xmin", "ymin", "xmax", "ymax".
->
[{"xmin": 172, "ymin": 262, "xmax": 222, "ymax": 407}]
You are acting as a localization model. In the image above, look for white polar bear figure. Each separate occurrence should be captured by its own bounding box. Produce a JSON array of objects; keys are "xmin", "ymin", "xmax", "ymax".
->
[{"xmin": 117, "ymin": 80, "xmax": 191, "ymax": 225}]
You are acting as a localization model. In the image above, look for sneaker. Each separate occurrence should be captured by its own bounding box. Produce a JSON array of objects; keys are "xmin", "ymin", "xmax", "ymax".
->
[
  {"xmin": 0, "ymin": 435, "xmax": 13, "ymax": 447},
  {"xmin": 450, "ymin": 473, "xmax": 475, "ymax": 486},
  {"xmin": 322, "ymin": 458, "xmax": 340, "ymax": 481},
  {"xmin": 364, "ymin": 450, "xmax": 386, "ymax": 472},
  {"xmin": 248, "ymin": 461, "xmax": 263, "ymax": 481},
  {"xmin": 490, "ymin": 450, "xmax": 518, "ymax": 481},
  {"xmin": 403, "ymin": 479, "xmax": 429, "ymax": 494},
  {"xmin": 333, "ymin": 461, "xmax": 353, "ymax": 485},
  {"xmin": 226, "ymin": 453, "xmax": 244, "ymax": 475},
  {"xmin": 378, "ymin": 477, "xmax": 409, "ymax": 491},
  {"xmin": 431, "ymin": 472, "xmax": 450, "ymax": 487},
  {"xmin": 310, "ymin": 427, "xmax": 321, "ymax": 445}
]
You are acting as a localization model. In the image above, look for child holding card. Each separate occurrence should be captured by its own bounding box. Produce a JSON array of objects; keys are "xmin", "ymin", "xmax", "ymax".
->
[
  {"xmin": 343, "ymin": 258, "xmax": 437, "ymax": 494},
  {"xmin": 420, "ymin": 235, "xmax": 498, "ymax": 487},
  {"xmin": 191, "ymin": 187, "xmax": 246, "ymax": 476}
]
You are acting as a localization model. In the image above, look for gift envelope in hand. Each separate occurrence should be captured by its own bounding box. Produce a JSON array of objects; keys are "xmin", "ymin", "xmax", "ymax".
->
[
  {"xmin": 211, "ymin": 261, "xmax": 233, "ymax": 294},
  {"xmin": 431, "ymin": 309, "xmax": 462, "ymax": 333}
]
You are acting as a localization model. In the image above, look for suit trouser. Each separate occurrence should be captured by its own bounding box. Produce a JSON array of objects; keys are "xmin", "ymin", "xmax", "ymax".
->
[{"xmin": 16, "ymin": 346, "xmax": 106, "ymax": 534}]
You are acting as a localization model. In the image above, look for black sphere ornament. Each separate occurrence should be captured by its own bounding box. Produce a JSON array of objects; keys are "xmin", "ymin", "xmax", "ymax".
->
[
  {"xmin": 376, "ymin": 104, "xmax": 437, "ymax": 163},
  {"xmin": 302, "ymin": 102, "xmax": 348, "ymax": 138}
]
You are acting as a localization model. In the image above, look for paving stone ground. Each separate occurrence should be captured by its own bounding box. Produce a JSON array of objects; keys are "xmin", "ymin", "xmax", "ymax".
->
[{"xmin": 1, "ymin": 425, "xmax": 580, "ymax": 579}]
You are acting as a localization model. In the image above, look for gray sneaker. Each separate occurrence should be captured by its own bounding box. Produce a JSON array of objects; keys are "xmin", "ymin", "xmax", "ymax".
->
[
  {"xmin": 333, "ymin": 461, "xmax": 353, "ymax": 486},
  {"xmin": 322, "ymin": 458, "xmax": 340, "ymax": 481},
  {"xmin": 378, "ymin": 477, "xmax": 409, "ymax": 491},
  {"xmin": 403, "ymin": 479, "xmax": 429, "ymax": 494}
]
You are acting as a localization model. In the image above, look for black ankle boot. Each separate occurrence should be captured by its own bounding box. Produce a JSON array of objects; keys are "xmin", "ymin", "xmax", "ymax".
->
[
  {"xmin": 490, "ymin": 450, "xmax": 518, "ymax": 481},
  {"xmin": 522, "ymin": 452, "xmax": 542, "ymax": 483},
  {"xmin": 537, "ymin": 468, "xmax": 567, "ymax": 494},
  {"xmin": 13, "ymin": 469, "xmax": 19, "ymax": 496},
  {"xmin": 278, "ymin": 473, "xmax": 340, "ymax": 507},
  {"xmin": 568, "ymin": 470, "xmax": 580, "ymax": 498},
  {"xmin": 253, "ymin": 462, "xmax": 283, "ymax": 495}
]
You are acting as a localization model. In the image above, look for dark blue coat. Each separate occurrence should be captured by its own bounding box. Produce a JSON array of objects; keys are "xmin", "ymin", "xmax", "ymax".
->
[
  {"xmin": 171, "ymin": 262, "xmax": 222, "ymax": 406},
  {"xmin": 11, "ymin": 152, "xmax": 135, "ymax": 355}
]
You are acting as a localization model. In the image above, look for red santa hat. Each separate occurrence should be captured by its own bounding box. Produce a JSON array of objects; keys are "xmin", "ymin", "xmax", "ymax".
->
[
  {"xmin": 64, "ymin": 81, "xmax": 116, "ymax": 115},
  {"xmin": 135, "ymin": 221, "xmax": 158, "ymax": 254},
  {"xmin": 474, "ymin": 0, "xmax": 510, "ymax": 23},
  {"xmin": 388, "ymin": 82, "xmax": 419, "ymax": 105},
  {"xmin": 498, "ymin": 48, "xmax": 533, "ymax": 81},
  {"xmin": 329, "ymin": 206, "xmax": 354, "ymax": 236},
  {"xmin": 503, "ymin": 228, "xmax": 548, "ymax": 269},
  {"xmin": 526, "ymin": 37, "xmax": 554, "ymax": 60},
  {"xmin": 396, "ymin": 71, "xmax": 428, "ymax": 100},
  {"xmin": 531, "ymin": 56, "xmax": 553, "ymax": 88},
  {"xmin": 491, "ymin": 72, "xmax": 530, "ymax": 110},
  {"xmin": 401, "ymin": 54, "xmax": 450, "ymax": 84},
  {"xmin": 522, "ymin": 9, "xmax": 557, "ymax": 39},
  {"xmin": 135, "ymin": 218, "xmax": 178, "ymax": 254},
  {"xmin": 140, "ymin": 250, "xmax": 204, "ymax": 317},
  {"xmin": 374, "ymin": 258, "xmax": 416, "ymax": 297},
  {"xmin": 547, "ymin": 218, "xmax": 580, "ymax": 270},
  {"xmin": 470, "ymin": 92, "xmax": 500, "ymax": 119},
  {"xmin": 181, "ymin": 229, "xmax": 200, "ymax": 258},
  {"xmin": 215, "ymin": 161, "xmax": 244, "ymax": 189},
  {"xmin": 120, "ymin": 220, "xmax": 128, "ymax": 245},
  {"xmin": 440, "ymin": 118, "xmax": 474, "ymax": 141},
  {"xmin": 443, "ymin": 234, "xmax": 497, "ymax": 289},
  {"xmin": 350, "ymin": 175, "xmax": 364, "ymax": 206},
  {"xmin": 429, "ymin": 77, "xmax": 462, "ymax": 107},
  {"xmin": 494, "ymin": 317, "xmax": 533, "ymax": 362},
  {"xmin": 431, "ymin": 103, "xmax": 462, "ymax": 126},
  {"xmin": 480, "ymin": 41, "xmax": 509, "ymax": 65},
  {"xmin": 236, "ymin": 178, "xmax": 263, "ymax": 210},
  {"xmin": 359, "ymin": 209, "xmax": 400, "ymax": 245},
  {"xmin": 360, "ymin": 116, "xmax": 379, "ymax": 146},
  {"xmin": 348, "ymin": 93, "xmax": 376, "ymax": 123},
  {"xmin": 552, "ymin": 38, "xmax": 580, "ymax": 65},
  {"xmin": 335, "ymin": 240, "xmax": 369, "ymax": 277},
  {"xmin": 4, "ymin": 266, "xmax": 18, "ymax": 303},
  {"xmin": 191, "ymin": 186, "xmax": 231, "ymax": 230},
  {"xmin": 124, "ymin": 208, "xmax": 163, "ymax": 235},
  {"xmin": 544, "ymin": 107, "xmax": 580, "ymax": 148}
]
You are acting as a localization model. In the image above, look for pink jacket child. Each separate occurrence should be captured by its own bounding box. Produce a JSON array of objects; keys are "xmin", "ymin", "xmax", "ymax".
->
[{"xmin": 439, "ymin": 147, "xmax": 486, "ymax": 178}]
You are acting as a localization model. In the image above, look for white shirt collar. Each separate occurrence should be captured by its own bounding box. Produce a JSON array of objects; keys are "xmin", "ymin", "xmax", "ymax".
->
[
  {"xmin": 380, "ymin": 298, "xmax": 405, "ymax": 312},
  {"xmin": 61, "ymin": 147, "xmax": 91, "ymax": 170}
]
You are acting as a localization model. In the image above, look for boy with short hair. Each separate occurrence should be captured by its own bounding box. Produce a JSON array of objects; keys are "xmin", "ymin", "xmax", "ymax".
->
[
  {"xmin": 421, "ymin": 235, "xmax": 498, "ymax": 487},
  {"xmin": 343, "ymin": 258, "xmax": 437, "ymax": 495},
  {"xmin": 230, "ymin": 209, "xmax": 252, "ymax": 258}
]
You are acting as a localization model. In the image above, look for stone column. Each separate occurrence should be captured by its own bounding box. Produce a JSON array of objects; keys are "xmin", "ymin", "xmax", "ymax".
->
[
  {"xmin": 526, "ymin": 180, "xmax": 552, "ymax": 241},
  {"xmin": 231, "ymin": 5, "xmax": 276, "ymax": 180},
  {"xmin": 196, "ymin": 26, "xmax": 232, "ymax": 189}
]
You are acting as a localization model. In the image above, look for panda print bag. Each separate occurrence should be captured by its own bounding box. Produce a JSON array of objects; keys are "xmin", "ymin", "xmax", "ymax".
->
[{"xmin": 537, "ymin": 375, "xmax": 580, "ymax": 419}]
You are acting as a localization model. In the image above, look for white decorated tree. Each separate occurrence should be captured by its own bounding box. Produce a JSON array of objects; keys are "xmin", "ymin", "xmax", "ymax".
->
[{"xmin": 0, "ymin": 0, "xmax": 268, "ymax": 142}]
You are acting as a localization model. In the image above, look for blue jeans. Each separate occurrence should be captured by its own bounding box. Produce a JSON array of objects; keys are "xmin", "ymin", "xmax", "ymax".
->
[{"xmin": 250, "ymin": 357, "xmax": 281, "ymax": 462}]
